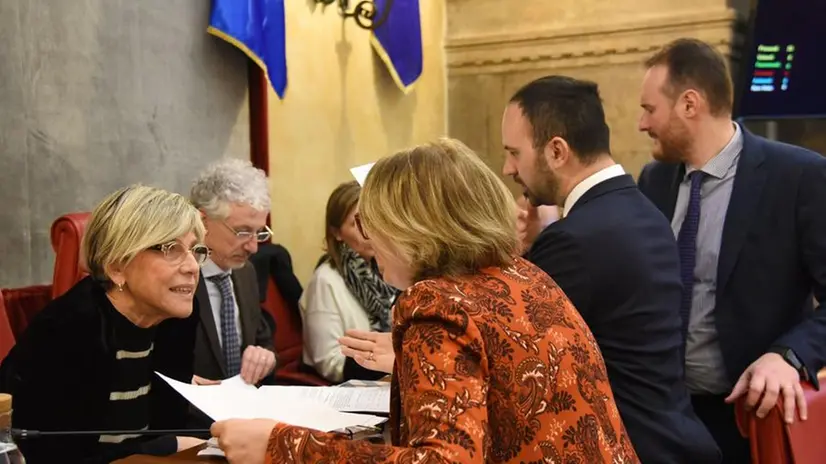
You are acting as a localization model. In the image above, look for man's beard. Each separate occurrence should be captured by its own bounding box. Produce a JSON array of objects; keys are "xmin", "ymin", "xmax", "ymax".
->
[
  {"xmin": 652, "ymin": 113, "xmax": 692, "ymax": 163},
  {"xmin": 524, "ymin": 156, "xmax": 560, "ymax": 207}
]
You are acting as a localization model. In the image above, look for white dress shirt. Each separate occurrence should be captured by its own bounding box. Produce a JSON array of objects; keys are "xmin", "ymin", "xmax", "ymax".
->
[
  {"xmin": 562, "ymin": 164, "xmax": 626, "ymax": 217},
  {"xmin": 299, "ymin": 261, "xmax": 373, "ymax": 383},
  {"xmin": 201, "ymin": 258, "xmax": 242, "ymax": 347}
]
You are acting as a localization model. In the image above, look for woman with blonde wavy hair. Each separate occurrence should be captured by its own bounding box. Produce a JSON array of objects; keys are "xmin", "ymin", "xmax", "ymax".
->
[
  {"xmin": 211, "ymin": 138, "xmax": 639, "ymax": 464},
  {"xmin": 0, "ymin": 185, "xmax": 209, "ymax": 463}
]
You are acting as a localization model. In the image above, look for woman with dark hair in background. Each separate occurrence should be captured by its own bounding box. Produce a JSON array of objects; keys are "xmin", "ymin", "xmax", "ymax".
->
[{"xmin": 299, "ymin": 181, "xmax": 397, "ymax": 383}]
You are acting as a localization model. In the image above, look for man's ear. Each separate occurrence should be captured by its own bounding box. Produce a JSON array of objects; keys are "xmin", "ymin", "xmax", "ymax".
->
[
  {"xmin": 680, "ymin": 89, "xmax": 701, "ymax": 118},
  {"xmin": 199, "ymin": 210, "xmax": 210, "ymax": 233},
  {"xmin": 544, "ymin": 136, "xmax": 571, "ymax": 169}
]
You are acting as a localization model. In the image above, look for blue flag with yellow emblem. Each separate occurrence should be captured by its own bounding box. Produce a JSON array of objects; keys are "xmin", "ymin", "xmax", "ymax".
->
[
  {"xmin": 371, "ymin": 0, "xmax": 423, "ymax": 93},
  {"xmin": 208, "ymin": 0, "xmax": 288, "ymax": 99}
]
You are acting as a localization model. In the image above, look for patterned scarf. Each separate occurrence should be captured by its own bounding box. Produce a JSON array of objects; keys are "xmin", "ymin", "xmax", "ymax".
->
[{"xmin": 339, "ymin": 243, "xmax": 398, "ymax": 332}]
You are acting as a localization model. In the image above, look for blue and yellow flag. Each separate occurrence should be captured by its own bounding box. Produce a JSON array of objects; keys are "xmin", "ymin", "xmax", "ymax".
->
[
  {"xmin": 208, "ymin": 0, "xmax": 288, "ymax": 99},
  {"xmin": 371, "ymin": 0, "xmax": 423, "ymax": 93}
]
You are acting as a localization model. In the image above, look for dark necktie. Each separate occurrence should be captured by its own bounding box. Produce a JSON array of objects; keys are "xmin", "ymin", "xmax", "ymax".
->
[
  {"xmin": 676, "ymin": 170, "xmax": 705, "ymax": 344},
  {"xmin": 207, "ymin": 273, "xmax": 242, "ymax": 376}
]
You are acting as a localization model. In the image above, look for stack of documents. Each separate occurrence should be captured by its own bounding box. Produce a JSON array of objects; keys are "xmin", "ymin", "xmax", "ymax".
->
[
  {"xmin": 156, "ymin": 372, "xmax": 387, "ymax": 432},
  {"xmin": 339, "ymin": 378, "xmax": 391, "ymax": 388},
  {"xmin": 260, "ymin": 384, "xmax": 390, "ymax": 414}
]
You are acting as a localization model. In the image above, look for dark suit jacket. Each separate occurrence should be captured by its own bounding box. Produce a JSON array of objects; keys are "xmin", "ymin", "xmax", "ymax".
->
[
  {"xmin": 528, "ymin": 174, "xmax": 720, "ymax": 463},
  {"xmin": 193, "ymin": 261, "xmax": 274, "ymax": 381},
  {"xmin": 638, "ymin": 127, "xmax": 826, "ymax": 386},
  {"xmin": 0, "ymin": 277, "xmax": 196, "ymax": 464}
]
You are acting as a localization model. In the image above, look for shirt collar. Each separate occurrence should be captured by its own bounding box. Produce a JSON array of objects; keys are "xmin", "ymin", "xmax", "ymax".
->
[
  {"xmin": 562, "ymin": 164, "xmax": 626, "ymax": 218},
  {"xmin": 685, "ymin": 122, "xmax": 743, "ymax": 180},
  {"xmin": 201, "ymin": 258, "xmax": 231, "ymax": 278}
]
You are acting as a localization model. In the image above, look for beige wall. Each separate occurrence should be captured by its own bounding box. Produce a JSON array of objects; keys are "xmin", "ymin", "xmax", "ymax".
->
[
  {"xmin": 267, "ymin": 2, "xmax": 447, "ymax": 284},
  {"xmin": 446, "ymin": 1, "xmax": 747, "ymax": 196}
]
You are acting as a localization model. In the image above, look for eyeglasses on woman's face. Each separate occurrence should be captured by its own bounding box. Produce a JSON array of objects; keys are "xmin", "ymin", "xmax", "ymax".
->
[
  {"xmin": 148, "ymin": 241, "xmax": 210, "ymax": 266},
  {"xmin": 354, "ymin": 213, "xmax": 369, "ymax": 240}
]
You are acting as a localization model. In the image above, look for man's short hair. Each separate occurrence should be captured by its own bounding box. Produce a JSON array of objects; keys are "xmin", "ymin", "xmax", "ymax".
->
[
  {"xmin": 509, "ymin": 75, "xmax": 611, "ymax": 164},
  {"xmin": 190, "ymin": 158, "xmax": 270, "ymax": 219},
  {"xmin": 644, "ymin": 38, "xmax": 734, "ymax": 116}
]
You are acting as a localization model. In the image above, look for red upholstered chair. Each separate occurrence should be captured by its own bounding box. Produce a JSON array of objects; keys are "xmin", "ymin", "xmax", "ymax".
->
[
  {"xmin": 736, "ymin": 370, "xmax": 826, "ymax": 463},
  {"xmin": 50, "ymin": 212, "xmax": 91, "ymax": 299},
  {"xmin": 0, "ymin": 290, "xmax": 15, "ymax": 362},
  {"xmin": 264, "ymin": 278, "xmax": 329, "ymax": 386},
  {"xmin": 0, "ymin": 285, "xmax": 52, "ymax": 339},
  {"xmin": 0, "ymin": 212, "xmax": 89, "ymax": 338}
]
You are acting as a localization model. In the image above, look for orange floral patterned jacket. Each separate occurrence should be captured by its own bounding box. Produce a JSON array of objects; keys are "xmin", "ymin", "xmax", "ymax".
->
[{"xmin": 267, "ymin": 257, "xmax": 639, "ymax": 463}]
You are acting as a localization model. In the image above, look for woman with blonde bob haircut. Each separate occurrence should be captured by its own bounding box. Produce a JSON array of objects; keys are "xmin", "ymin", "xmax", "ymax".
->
[
  {"xmin": 0, "ymin": 185, "xmax": 210, "ymax": 463},
  {"xmin": 211, "ymin": 139, "xmax": 639, "ymax": 464}
]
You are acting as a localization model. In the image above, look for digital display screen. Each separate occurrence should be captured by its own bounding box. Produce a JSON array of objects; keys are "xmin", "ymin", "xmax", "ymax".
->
[{"xmin": 736, "ymin": 0, "xmax": 826, "ymax": 119}]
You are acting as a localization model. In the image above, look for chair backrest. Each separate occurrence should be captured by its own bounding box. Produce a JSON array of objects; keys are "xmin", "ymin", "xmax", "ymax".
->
[
  {"xmin": 737, "ymin": 372, "xmax": 826, "ymax": 464},
  {"xmin": 50, "ymin": 212, "xmax": 91, "ymax": 299},
  {"xmin": 262, "ymin": 275, "xmax": 329, "ymax": 386},
  {"xmin": 0, "ymin": 285, "xmax": 52, "ymax": 339},
  {"xmin": 0, "ymin": 291, "xmax": 15, "ymax": 362},
  {"xmin": 248, "ymin": 244, "xmax": 329, "ymax": 386},
  {"xmin": 264, "ymin": 277, "xmax": 303, "ymax": 364}
]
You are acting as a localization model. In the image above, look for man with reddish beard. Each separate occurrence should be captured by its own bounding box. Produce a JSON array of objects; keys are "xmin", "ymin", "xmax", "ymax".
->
[
  {"xmin": 502, "ymin": 75, "xmax": 719, "ymax": 463},
  {"xmin": 189, "ymin": 159, "xmax": 277, "ymax": 387},
  {"xmin": 638, "ymin": 38, "xmax": 826, "ymax": 463}
]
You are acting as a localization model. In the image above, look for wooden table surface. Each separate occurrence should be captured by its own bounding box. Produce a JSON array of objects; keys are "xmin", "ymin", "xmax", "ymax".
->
[{"xmin": 113, "ymin": 444, "xmax": 226, "ymax": 463}]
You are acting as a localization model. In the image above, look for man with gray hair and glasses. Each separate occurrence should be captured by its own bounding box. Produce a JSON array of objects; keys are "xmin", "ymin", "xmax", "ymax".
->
[{"xmin": 189, "ymin": 158, "xmax": 277, "ymax": 387}]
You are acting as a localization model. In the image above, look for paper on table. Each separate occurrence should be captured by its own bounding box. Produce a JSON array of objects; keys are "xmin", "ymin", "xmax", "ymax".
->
[
  {"xmin": 339, "ymin": 379, "xmax": 390, "ymax": 388},
  {"xmin": 261, "ymin": 385, "xmax": 390, "ymax": 414},
  {"xmin": 197, "ymin": 438, "xmax": 225, "ymax": 458},
  {"xmin": 155, "ymin": 372, "xmax": 386, "ymax": 432},
  {"xmin": 197, "ymin": 447, "xmax": 225, "ymax": 458},
  {"xmin": 350, "ymin": 162, "xmax": 375, "ymax": 186}
]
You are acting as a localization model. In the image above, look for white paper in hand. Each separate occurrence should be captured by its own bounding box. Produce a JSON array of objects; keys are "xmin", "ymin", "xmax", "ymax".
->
[
  {"xmin": 155, "ymin": 372, "xmax": 262, "ymax": 421},
  {"xmin": 155, "ymin": 372, "xmax": 386, "ymax": 432},
  {"xmin": 197, "ymin": 438, "xmax": 225, "ymax": 458},
  {"xmin": 218, "ymin": 374, "xmax": 257, "ymax": 391}
]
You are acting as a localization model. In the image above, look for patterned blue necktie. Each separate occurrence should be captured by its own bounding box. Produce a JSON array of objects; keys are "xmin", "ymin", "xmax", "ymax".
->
[
  {"xmin": 207, "ymin": 273, "xmax": 242, "ymax": 376},
  {"xmin": 676, "ymin": 171, "xmax": 706, "ymax": 344}
]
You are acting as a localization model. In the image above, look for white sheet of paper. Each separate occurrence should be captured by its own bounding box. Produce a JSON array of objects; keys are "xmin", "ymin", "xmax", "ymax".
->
[
  {"xmin": 350, "ymin": 162, "xmax": 375, "ymax": 186},
  {"xmin": 155, "ymin": 372, "xmax": 386, "ymax": 432},
  {"xmin": 156, "ymin": 373, "xmax": 264, "ymax": 421},
  {"xmin": 197, "ymin": 439, "xmax": 225, "ymax": 458},
  {"xmin": 218, "ymin": 374, "xmax": 258, "ymax": 391},
  {"xmin": 339, "ymin": 379, "xmax": 390, "ymax": 388},
  {"xmin": 260, "ymin": 385, "xmax": 390, "ymax": 414}
]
